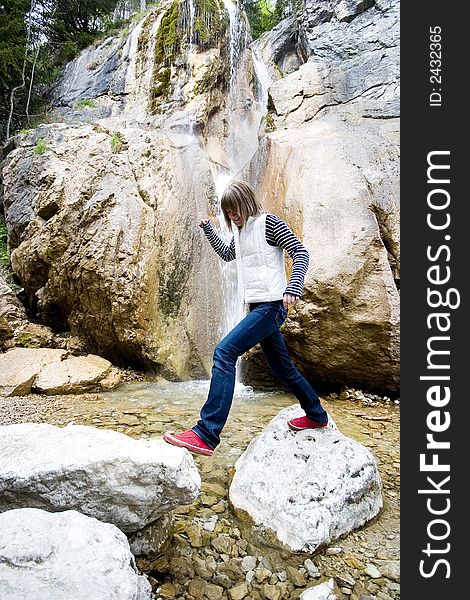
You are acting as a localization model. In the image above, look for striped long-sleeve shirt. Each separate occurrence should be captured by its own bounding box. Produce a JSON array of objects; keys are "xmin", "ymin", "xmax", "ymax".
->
[{"xmin": 202, "ymin": 214, "xmax": 309, "ymax": 298}]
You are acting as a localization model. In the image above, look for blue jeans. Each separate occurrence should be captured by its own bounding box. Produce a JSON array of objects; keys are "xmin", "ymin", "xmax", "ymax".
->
[{"xmin": 193, "ymin": 300, "xmax": 328, "ymax": 448}]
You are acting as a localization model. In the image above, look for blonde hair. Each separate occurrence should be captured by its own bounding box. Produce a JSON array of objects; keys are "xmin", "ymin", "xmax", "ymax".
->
[{"xmin": 220, "ymin": 180, "xmax": 263, "ymax": 229}]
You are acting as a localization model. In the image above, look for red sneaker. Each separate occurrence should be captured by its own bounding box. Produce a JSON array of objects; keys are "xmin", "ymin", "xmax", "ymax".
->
[
  {"xmin": 162, "ymin": 430, "xmax": 214, "ymax": 456},
  {"xmin": 288, "ymin": 415, "xmax": 328, "ymax": 431}
]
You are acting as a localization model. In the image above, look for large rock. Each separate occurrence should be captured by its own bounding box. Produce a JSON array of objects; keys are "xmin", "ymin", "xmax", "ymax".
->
[
  {"xmin": 2, "ymin": 1, "xmax": 228, "ymax": 380},
  {"xmin": 243, "ymin": 0, "xmax": 399, "ymax": 394},
  {"xmin": 0, "ymin": 508, "xmax": 151, "ymax": 600},
  {"xmin": 229, "ymin": 405, "xmax": 382, "ymax": 553},
  {"xmin": 2, "ymin": 120, "xmax": 223, "ymax": 380},
  {"xmin": 0, "ymin": 347, "xmax": 67, "ymax": 396},
  {"xmin": 0, "ymin": 347, "xmax": 120, "ymax": 396},
  {"xmin": 243, "ymin": 111, "xmax": 399, "ymax": 394},
  {"xmin": 34, "ymin": 353, "xmax": 119, "ymax": 394},
  {"xmin": 297, "ymin": 0, "xmax": 399, "ymax": 119},
  {"xmin": 0, "ymin": 423, "xmax": 200, "ymax": 532}
]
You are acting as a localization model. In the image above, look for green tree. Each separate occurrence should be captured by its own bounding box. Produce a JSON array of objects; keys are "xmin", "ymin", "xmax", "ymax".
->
[
  {"xmin": 48, "ymin": 0, "xmax": 120, "ymax": 62},
  {"xmin": 0, "ymin": 0, "xmax": 34, "ymax": 139},
  {"xmin": 242, "ymin": 0, "xmax": 302, "ymax": 40}
]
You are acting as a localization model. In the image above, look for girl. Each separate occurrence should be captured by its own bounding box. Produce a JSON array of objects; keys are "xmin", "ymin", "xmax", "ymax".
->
[{"xmin": 163, "ymin": 181, "xmax": 328, "ymax": 456}]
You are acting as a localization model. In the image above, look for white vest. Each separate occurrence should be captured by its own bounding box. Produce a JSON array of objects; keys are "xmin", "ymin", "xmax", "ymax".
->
[{"xmin": 232, "ymin": 213, "xmax": 287, "ymax": 303}]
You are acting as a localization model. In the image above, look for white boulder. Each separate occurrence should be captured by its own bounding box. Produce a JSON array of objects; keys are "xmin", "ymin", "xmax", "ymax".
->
[
  {"xmin": 229, "ymin": 405, "xmax": 382, "ymax": 552},
  {"xmin": 0, "ymin": 423, "xmax": 200, "ymax": 532},
  {"xmin": 0, "ymin": 508, "xmax": 152, "ymax": 600},
  {"xmin": 300, "ymin": 578, "xmax": 337, "ymax": 600}
]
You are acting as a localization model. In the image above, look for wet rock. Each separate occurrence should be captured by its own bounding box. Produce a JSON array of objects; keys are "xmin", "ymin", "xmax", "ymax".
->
[
  {"xmin": 0, "ymin": 508, "xmax": 151, "ymax": 600},
  {"xmin": 0, "ymin": 423, "xmax": 200, "ymax": 532},
  {"xmin": 229, "ymin": 405, "xmax": 382, "ymax": 552}
]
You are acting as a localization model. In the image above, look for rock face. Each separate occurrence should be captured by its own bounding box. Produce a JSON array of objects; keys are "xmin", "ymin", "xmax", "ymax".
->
[
  {"xmin": 229, "ymin": 405, "xmax": 382, "ymax": 553},
  {"xmin": 2, "ymin": 0, "xmax": 230, "ymax": 379},
  {"xmin": 242, "ymin": 0, "xmax": 399, "ymax": 394},
  {"xmin": 0, "ymin": 268, "xmax": 28, "ymax": 348},
  {"xmin": 0, "ymin": 423, "xmax": 201, "ymax": 532},
  {"xmin": 0, "ymin": 508, "xmax": 152, "ymax": 600}
]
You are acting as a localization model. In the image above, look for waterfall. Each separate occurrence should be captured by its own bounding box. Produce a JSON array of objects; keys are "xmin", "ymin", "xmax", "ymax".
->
[
  {"xmin": 224, "ymin": 0, "xmax": 243, "ymax": 82},
  {"xmin": 208, "ymin": 2, "xmax": 272, "ymax": 389},
  {"xmin": 188, "ymin": 0, "xmax": 195, "ymax": 47}
]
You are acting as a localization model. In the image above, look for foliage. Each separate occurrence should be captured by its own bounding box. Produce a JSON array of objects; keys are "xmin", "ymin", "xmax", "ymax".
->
[
  {"xmin": 0, "ymin": 218, "xmax": 10, "ymax": 269},
  {"xmin": 0, "ymin": 0, "xmax": 154, "ymax": 142},
  {"xmin": 110, "ymin": 131, "xmax": 126, "ymax": 152},
  {"xmin": 33, "ymin": 137, "xmax": 48, "ymax": 154},
  {"xmin": 193, "ymin": 0, "xmax": 224, "ymax": 48},
  {"xmin": 242, "ymin": 0, "xmax": 302, "ymax": 40},
  {"xmin": 155, "ymin": 0, "xmax": 181, "ymax": 66},
  {"xmin": 75, "ymin": 98, "xmax": 98, "ymax": 108},
  {"xmin": 0, "ymin": 0, "xmax": 30, "ymax": 90}
]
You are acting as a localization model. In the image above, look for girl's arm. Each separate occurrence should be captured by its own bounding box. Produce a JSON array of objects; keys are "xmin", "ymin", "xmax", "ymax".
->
[
  {"xmin": 200, "ymin": 220, "xmax": 236, "ymax": 262},
  {"xmin": 265, "ymin": 214, "xmax": 309, "ymax": 298}
]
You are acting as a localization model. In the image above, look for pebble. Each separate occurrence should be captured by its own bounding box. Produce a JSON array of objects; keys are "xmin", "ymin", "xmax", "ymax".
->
[
  {"xmin": 254, "ymin": 566, "xmax": 272, "ymax": 583},
  {"xmin": 326, "ymin": 547, "xmax": 343, "ymax": 555},
  {"xmin": 205, "ymin": 583, "xmax": 225, "ymax": 600},
  {"xmin": 365, "ymin": 563, "xmax": 383, "ymax": 579},
  {"xmin": 241, "ymin": 555, "xmax": 257, "ymax": 572},
  {"xmin": 228, "ymin": 582, "xmax": 249, "ymax": 600},
  {"xmin": 304, "ymin": 558, "xmax": 321, "ymax": 579},
  {"xmin": 203, "ymin": 515, "xmax": 218, "ymax": 532}
]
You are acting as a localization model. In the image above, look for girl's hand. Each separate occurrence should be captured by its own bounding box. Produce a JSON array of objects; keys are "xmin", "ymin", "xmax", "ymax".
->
[
  {"xmin": 283, "ymin": 293, "xmax": 298, "ymax": 309},
  {"xmin": 199, "ymin": 219, "xmax": 210, "ymax": 228}
]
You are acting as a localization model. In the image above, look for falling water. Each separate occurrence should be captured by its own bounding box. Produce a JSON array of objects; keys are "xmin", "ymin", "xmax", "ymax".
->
[
  {"xmin": 188, "ymin": 0, "xmax": 195, "ymax": 47},
  {"xmin": 251, "ymin": 46, "xmax": 273, "ymax": 108},
  {"xmin": 224, "ymin": 0, "xmax": 243, "ymax": 82},
  {"xmin": 208, "ymin": 2, "xmax": 273, "ymax": 388}
]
